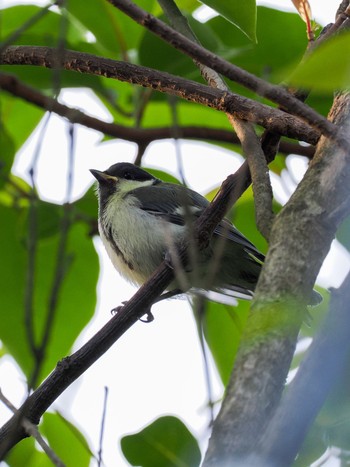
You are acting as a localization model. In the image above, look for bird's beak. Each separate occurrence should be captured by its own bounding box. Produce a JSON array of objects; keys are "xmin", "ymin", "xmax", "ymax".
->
[{"xmin": 90, "ymin": 169, "xmax": 118, "ymax": 184}]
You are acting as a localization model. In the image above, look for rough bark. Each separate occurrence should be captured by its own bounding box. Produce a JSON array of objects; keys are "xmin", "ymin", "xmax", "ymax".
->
[{"xmin": 203, "ymin": 92, "xmax": 350, "ymax": 466}]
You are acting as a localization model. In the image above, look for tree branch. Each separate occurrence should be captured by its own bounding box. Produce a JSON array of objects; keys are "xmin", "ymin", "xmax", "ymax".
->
[
  {"xmin": 107, "ymin": 0, "xmax": 347, "ymax": 148},
  {"xmin": 0, "ymin": 71, "xmax": 314, "ymax": 156},
  {"xmin": 0, "ymin": 48, "xmax": 321, "ymax": 144},
  {"xmin": 0, "ymin": 119, "xmax": 261, "ymax": 457},
  {"xmin": 256, "ymin": 270, "xmax": 350, "ymax": 465},
  {"xmin": 203, "ymin": 90, "xmax": 350, "ymax": 465}
]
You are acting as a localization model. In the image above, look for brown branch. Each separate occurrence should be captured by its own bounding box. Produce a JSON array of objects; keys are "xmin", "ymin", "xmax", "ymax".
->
[
  {"xmin": 157, "ymin": 0, "xmax": 274, "ymax": 239},
  {"xmin": 0, "ymin": 72, "xmax": 314, "ymax": 157},
  {"xmin": 233, "ymin": 120, "xmax": 274, "ymax": 239},
  {"xmin": 0, "ymin": 113, "xmax": 259, "ymax": 457},
  {"xmin": 0, "ymin": 48, "xmax": 320, "ymax": 144},
  {"xmin": 107, "ymin": 0, "xmax": 347, "ymax": 148},
  {"xmin": 203, "ymin": 90, "xmax": 350, "ymax": 465}
]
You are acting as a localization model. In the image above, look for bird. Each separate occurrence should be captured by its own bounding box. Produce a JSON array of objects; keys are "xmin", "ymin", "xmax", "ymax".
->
[{"xmin": 90, "ymin": 162, "xmax": 321, "ymax": 316}]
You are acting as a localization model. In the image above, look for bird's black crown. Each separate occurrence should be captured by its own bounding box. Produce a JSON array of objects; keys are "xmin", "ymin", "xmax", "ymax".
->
[{"xmin": 105, "ymin": 163, "xmax": 157, "ymax": 182}]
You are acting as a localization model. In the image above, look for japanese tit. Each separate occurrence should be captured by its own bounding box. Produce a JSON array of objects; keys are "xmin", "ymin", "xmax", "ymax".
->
[{"xmin": 90, "ymin": 162, "xmax": 267, "ymax": 305}]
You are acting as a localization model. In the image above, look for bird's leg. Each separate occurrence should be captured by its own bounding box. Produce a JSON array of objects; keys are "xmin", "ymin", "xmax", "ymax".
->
[
  {"xmin": 111, "ymin": 289, "xmax": 183, "ymax": 323},
  {"xmin": 111, "ymin": 301, "xmax": 154, "ymax": 323},
  {"xmin": 153, "ymin": 288, "xmax": 183, "ymax": 303}
]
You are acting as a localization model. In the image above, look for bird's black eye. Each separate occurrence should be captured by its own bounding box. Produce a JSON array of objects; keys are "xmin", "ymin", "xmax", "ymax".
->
[{"xmin": 124, "ymin": 172, "xmax": 133, "ymax": 180}]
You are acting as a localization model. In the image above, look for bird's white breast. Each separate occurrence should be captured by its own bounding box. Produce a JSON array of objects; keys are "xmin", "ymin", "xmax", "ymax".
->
[{"xmin": 99, "ymin": 191, "xmax": 184, "ymax": 285}]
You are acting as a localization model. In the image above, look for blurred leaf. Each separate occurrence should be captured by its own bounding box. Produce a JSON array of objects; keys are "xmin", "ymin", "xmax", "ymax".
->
[
  {"xmin": 121, "ymin": 416, "xmax": 201, "ymax": 467},
  {"xmin": 1, "ymin": 92, "xmax": 43, "ymax": 157},
  {"xmin": 74, "ymin": 185, "xmax": 98, "ymax": 220},
  {"xmin": 287, "ymin": 31, "xmax": 350, "ymax": 91},
  {"xmin": 209, "ymin": 7, "xmax": 307, "ymax": 80},
  {"xmin": 201, "ymin": 0, "xmax": 257, "ymax": 42},
  {"xmin": 0, "ymin": 204, "xmax": 98, "ymax": 383},
  {"xmin": 146, "ymin": 168, "xmax": 181, "ymax": 184},
  {"xmin": 67, "ymin": 0, "xmax": 156, "ymax": 58},
  {"xmin": 139, "ymin": 15, "xmax": 220, "ymax": 77},
  {"xmin": 269, "ymin": 154, "xmax": 287, "ymax": 175},
  {"xmin": 336, "ymin": 214, "xmax": 350, "ymax": 252},
  {"xmin": 41, "ymin": 412, "xmax": 93, "ymax": 466},
  {"xmin": 0, "ymin": 5, "xmax": 86, "ymax": 48},
  {"xmin": 294, "ymin": 423, "xmax": 327, "ymax": 466},
  {"xmin": 24, "ymin": 200, "xmax": 63, "ymax": 239},
  {"xmin": 0, "ymin": 174, "xmax": 32, "ymax": 208},
  {"xmin": 6, "ymin": 437, "xmax": 49, "ymax": 467},
  {"xmin": 201, "ymin": 299, "xmax": 250, "ymax": 385},
  {"xmin": 0, "ymin": 125, "xmax": 15, "ymax": 187}
]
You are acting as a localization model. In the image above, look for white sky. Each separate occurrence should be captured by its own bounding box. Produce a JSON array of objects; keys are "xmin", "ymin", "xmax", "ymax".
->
[{"xmin": 0, "ymin": 1, "xmax": 346, "ymax": 467}]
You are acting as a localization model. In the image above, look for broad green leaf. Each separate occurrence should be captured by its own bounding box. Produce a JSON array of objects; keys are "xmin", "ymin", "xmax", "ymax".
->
[
  {"xmin": 139, "ymin": 15, "xmax": 220, "ymax": 78},
  {"xmin": 209, "ymin": 7, "xmax": 307, "ymax": 80},
  {"xmin": 200, "ymin": 0, "xmax": 257, "ymax": 43},
  {"xmin": 200, "ymin": 299, "xmax": 250, "ymax": 385},
  {"xmin": 40, "ymin": 412, "xmax": 93, "ymax": 466},
  {"xmin": 0, "ymin": 204, "xmax": 98, "ymax": 383},
  {"xmin": 121, "ymin": 416, "xmax": 201, "ymax": 467},
  {"xmin": 1, "ymin": 92, "xmax": 43, "ymax": 157},
  {"xmin": 6, "ymin": 437, "xmax": 49, "ymax": 467},
  {"xmin": 337, "ymin": 214, "xmax": 350, "ymax": 252},
  {"xmin": 67, "ymin": 0, "xmax": 156, "ymax": 58},
  {"xmin": 287, "ymin": 31, "xmax": 350, "ymax": 91},
  {"xmin": 0, "ymin": 5, "xmax": 86, "ymax": 47}
]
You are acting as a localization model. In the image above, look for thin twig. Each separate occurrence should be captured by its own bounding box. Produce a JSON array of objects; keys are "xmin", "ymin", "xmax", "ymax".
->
[
  {"xmin": 0, "ymin": 390, "xmax": 65, "ymax": 467},
  {"xmin": 97, "ymin": 387, "xmax": 109, "ymax": 467}
]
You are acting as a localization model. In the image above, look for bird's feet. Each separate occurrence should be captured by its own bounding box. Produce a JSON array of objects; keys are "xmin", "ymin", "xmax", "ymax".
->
[{"xmin": 111, "ymin": 301, "xmax": 154, "ymax": 323}]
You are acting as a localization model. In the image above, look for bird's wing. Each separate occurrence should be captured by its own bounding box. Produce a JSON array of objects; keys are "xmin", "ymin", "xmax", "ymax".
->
[
  {"xmin": 131, "ymin": 183, "xmax": 208, "ymax": 226},
  {"xmin": 215, "ymin": 218, "xmax": 265, "ymax": 262},
  {"xmin": 131, "ymin": 183, "xmax": 264, "ymax": 261}
]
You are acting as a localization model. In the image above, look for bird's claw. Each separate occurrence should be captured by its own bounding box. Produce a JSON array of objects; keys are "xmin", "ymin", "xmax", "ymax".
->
[
  {"xmin": 139, "ymin": 311, "xmax": 154, "ymax": 323},
  {"xmin": 111, "ymin": 301, "xmax": 154, "ymax": 323}
]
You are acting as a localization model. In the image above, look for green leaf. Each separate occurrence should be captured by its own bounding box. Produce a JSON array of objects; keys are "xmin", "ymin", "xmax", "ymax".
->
[
  {"xmin": 201, "ymin": 299, "xmax": 250, "ymax": 385},
  {"xmin": 0, "ymin": 5, "xmax": 86, "ymax": 47},
  {"xmin": 40, "ymin": 412, "xmax": 93, "ymax": 466},
  {"xmin": 337, "ymin": 214, "xmax": 350, "ymax": 252},
  {"xmin": 206, "ymin": 185, "xmax": 274, "ymax": 255},
  {"xmin": 67, "ymin": 0, "xmax": 156, "ymax": 58},
  {"xmin": 139, "ymin": 15, "xmax": 220, "ymax": 78},
  {"xmin": 1, "ymin": 92, "xmax": 43, "ymax": 157},
  {"xmin": 0, "ymin": 204, "xmax": 98, "ymax": 383},
  {"xmin": 209, "ymin": 7, "xmax": 307, "ymax": 81},
  {"xmin": 121, "ymin": 416, "xmax": 201, "ymax": 467},
  {"xmin": 287, "ymin": 31, "xmax": 350, "ymax": 91},
  {"xmin": 6, "ymin": 437, "xmax": 49, "ymax": 467},
  {"xmin": 146, "ymin": 168, "xmax": 181, "ymax": 185},
  {"xmin": 0, "ymin": 125, "xmax": 15, "ymax": 187},
  {"xmin": 200, "ymin": 0, "xmax": 257, "ymax": 42}
]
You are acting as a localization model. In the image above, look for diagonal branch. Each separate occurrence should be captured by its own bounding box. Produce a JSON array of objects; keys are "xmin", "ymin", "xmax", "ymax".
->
[
  {"xmin": 0, "ymin": 72, "xmax": 316, "ymax": 156},
  {"xmin": 0, "ymin": 114, "xmax": 259, "ymax": 457},
  {"xmin": 107, "ymin": 0, "xmax": 347, "ymax": 148},
  {"xmin": 0, "ymin": 47, "xmax": 320, "ymax": 144},
  {"xmin": 203, "ymin": 90, "xmax": 350, "ymax": 466}
]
